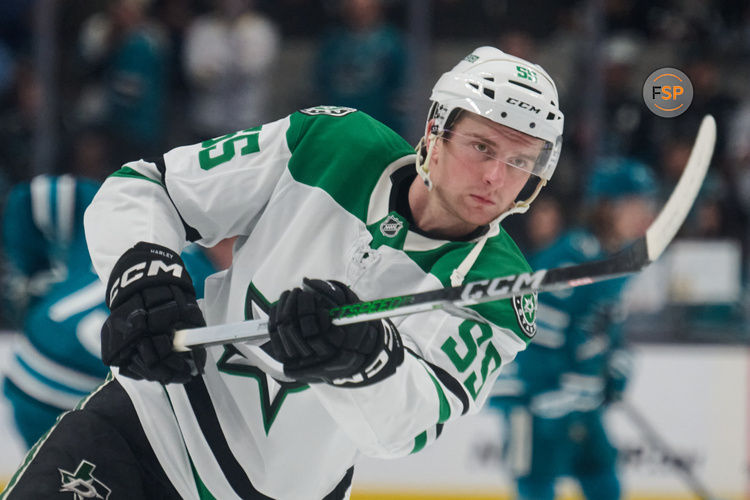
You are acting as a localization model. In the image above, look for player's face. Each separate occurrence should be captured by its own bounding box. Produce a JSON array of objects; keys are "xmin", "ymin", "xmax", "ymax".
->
[
  {"xmin": 612, "ymin": 196, "xmax": 655, "ymax": 242},
  {"xmin": 427, "ymin": 113, "xmax": 542, "ymax": 233}
]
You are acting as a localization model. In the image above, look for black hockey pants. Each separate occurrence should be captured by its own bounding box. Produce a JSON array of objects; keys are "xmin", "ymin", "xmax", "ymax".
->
[{"xmin": 0, "ymin": 378, "xmax": 182, "ymax": 499}]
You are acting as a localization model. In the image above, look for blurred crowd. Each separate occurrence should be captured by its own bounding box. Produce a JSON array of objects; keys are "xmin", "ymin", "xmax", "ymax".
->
[{"xmin": 0, "ymin": 0, "xmax": 749, "ymax": 337}]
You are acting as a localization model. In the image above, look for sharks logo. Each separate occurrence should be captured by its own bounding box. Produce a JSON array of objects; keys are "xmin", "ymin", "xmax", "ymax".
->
[{"xmin": 512, "ymin": 292, "xmax": 537, "ymax": 338}]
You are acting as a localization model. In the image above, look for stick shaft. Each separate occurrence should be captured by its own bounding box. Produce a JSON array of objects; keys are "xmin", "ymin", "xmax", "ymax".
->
[{"xmin": 619, "ymin": 402, "xmax": 718, "ymax": 500}]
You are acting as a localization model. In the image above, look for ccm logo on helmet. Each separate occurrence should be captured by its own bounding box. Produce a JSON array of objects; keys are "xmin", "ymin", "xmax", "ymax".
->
[
  {"xmin": 506, "ymin": 97, "xmax": 541, "ymax": 114},
  {"xmin": 109, "ymin": 260, "xmax": 183, "ymax": 304}
]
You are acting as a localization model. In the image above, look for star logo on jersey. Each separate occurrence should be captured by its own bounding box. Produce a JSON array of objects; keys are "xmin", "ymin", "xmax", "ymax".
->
[
  {"xmin": 59, "ymin": 460, "xmax": 111, "ymax": 499},
  {"xmin": 217, "ymin": 346, "xmax": 309, "ymax": 434},
  {"xmin": 512, "ymin": 292, "xmax": 537, "ymax": 338}
]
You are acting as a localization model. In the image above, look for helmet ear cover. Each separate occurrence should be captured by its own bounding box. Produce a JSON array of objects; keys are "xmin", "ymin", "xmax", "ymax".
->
[
  {"xmin": 416, "ymin": 105, "xmax": 463, "ymax": 188},
  {"xmin": 427, "ymin": 105, "xmax": 464, "ymax": 136}
]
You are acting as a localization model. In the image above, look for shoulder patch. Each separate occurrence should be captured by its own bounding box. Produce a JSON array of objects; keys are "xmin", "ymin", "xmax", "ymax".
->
[
  {"xmin": 300, "ymin": 106, "xmax": 357, "ymax": 117},
  {"xmin": 512, "ymin": 292, "xmax": 537, "ymax": 338}
]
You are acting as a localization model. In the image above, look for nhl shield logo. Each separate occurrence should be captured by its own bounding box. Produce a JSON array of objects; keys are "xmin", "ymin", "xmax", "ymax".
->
[
  {"xmin": 512, "ymin": 293, "xmax": 537, "ymax": 338},
  {"xmin": 380, "ymin": 215, "xmax": 403, "ymax": 238}
]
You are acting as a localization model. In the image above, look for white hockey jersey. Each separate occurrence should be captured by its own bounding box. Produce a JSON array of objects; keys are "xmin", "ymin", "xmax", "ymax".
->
[{"xmin": 84, "ymin": 106, "xmax": 535, "ymax": 499}]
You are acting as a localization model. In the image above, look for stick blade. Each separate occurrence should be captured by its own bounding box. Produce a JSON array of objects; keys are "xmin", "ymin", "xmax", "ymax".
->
[{"xmin": 645, "ymin": 114, "xmax": 716, "ymax": 261}]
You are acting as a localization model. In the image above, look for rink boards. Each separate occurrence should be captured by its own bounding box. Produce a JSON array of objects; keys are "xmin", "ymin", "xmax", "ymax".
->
[{"xmin": 352, "ymin": 343, "xmax": 748, "ymax": 500}]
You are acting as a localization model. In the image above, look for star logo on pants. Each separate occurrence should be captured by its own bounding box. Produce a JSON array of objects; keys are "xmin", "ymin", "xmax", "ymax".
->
[{"xmin": 59, "ymin": 460, "xmax": 111, "ymax": 499}]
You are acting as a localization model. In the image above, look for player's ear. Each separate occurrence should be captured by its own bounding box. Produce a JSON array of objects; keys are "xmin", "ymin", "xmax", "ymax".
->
[
  {"xmin": 424, "ymin": 119, "xmax": 442, "ymax": 159},
  {"xmin": 425, "ymin": 118, "xmax": 436, "ymax": 140}
]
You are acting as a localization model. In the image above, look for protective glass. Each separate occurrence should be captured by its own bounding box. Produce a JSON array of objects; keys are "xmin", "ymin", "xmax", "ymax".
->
[{"xmin": 440, "ymin": 130, "xmax": 556, "ymax": 180}]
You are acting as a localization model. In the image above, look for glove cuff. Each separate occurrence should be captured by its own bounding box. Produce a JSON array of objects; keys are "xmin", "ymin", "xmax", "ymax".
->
[
  {"xmin": 106, "ymin": 241, "xmax": 195, "ymax": 309},
  {"xmin": 329, "ymin": 319, "xmax": 404, "ymax": 388}
]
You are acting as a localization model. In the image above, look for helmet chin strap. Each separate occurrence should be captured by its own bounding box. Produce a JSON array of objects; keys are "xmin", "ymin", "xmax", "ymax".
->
[
  {"xmin": 415, "ymin": 132, "xmax": 441, "ymax": 191},
  {"xmin": 450, "ymin": 178, "xmax": 547, "ymax": 287},
  {"xmin": 492, "ymin": 176, "xmax": 546, "ymax": 225}
]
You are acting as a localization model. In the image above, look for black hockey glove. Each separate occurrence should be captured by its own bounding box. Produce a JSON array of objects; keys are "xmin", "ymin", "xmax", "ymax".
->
[
  {"xmin": 101, "ymin": 242, "xmax": 206, "ymax": 384},
  {"xmin": 268, "ymin": 278, "xmax": 404, "ymax": 387}
]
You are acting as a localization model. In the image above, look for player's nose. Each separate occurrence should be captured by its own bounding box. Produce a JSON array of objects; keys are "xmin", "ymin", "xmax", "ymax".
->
[{"xmin": 482, "ymin": 160, "xmax": 508, "ymax": 185}]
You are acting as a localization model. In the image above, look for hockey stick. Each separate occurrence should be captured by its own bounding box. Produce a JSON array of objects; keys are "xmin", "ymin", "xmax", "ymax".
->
[
  {"xmin": 173, "ymin": 115, "xmax": 716, "ymax": 352},
  {"xmin": 618, "ymin": 401, "xmax": 721, "ymax": 500}
]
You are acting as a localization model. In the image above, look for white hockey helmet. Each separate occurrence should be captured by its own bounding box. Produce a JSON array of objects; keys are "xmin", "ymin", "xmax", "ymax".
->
[{"xmin": 418, "ymin": 46, "xmax": 564, "ymax": 184}]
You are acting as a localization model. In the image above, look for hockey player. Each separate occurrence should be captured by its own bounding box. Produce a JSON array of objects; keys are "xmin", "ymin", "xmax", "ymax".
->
[
  {"xmin": 0, "ymin": 174, "xmax": 221, "ymax": 448},
  {"xmin": 2, "ymin": 47, "xmax": 564, "ymax": 499},
  {"xmin": 488, "ymin": 158, "xmax": 658, "ymax": 500},
  {"xmin": 1, "ymin": 175, "xmax": 106, "ymax": 448}
]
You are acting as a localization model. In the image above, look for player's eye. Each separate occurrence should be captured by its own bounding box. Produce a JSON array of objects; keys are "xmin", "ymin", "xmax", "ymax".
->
[
  {"xmin": 508, "ymin": 157, "xmax": 530, "ymax": 169},
  {"xmin": 472, "ymin": 142, "xmax": 491, "ymax": 155}
]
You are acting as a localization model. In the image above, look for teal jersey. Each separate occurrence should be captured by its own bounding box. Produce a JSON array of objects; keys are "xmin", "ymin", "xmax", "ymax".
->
[
  {"xmin": 486, "ymin": 233, "xmax": 629, "ymax": 496},
  {"xmin": 84, "ymin": 107, "xmax": 536, "ymax": 499},
  {"xmin": 105, "ymin": 28, "xmax": 166, "ymax": 146},
  {"xmin": 491, "ymin": 229, "xmax": 630, "ymax": 417},
  {"xmin": 2, "ymin": 175, "xmax": 218, "ymax": 447},
  {"xmin": 3, "ymin": 175, "xmax": 99, "ymax": 312},
  {"xmin": 315, "ymin": 25, "xmax": 407, "ymax": 133}
]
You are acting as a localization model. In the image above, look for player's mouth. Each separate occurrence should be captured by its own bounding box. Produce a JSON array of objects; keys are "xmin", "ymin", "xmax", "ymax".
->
[{"xmin": 470, "ymin": 194, "xmax": 495, "ymax": 206}]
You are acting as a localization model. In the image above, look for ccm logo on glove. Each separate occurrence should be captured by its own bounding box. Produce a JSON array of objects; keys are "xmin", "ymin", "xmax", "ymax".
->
[{"xmin": 109, "ymin": 259, "xmax": 184, "ymax": 304}]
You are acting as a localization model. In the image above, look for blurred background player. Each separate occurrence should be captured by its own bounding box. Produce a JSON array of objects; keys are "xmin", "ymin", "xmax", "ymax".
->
[
  {"xmin": 1, "ymin": 173, "xmax": 228, "ymax": 448},
  {"xmin": 313, "ymin": 0, "xmax": 407, "ymax": 134},
  {"xmin": 183, "ymin": 0, "xmax": 280, "ymax": 141},
  {"xmin": 76, "ymin": 0, "xmax": 169, "ymax": 165},
  {"xmin": 488, "ymin": 157, "xmax": 659, "ymax": 500}
]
